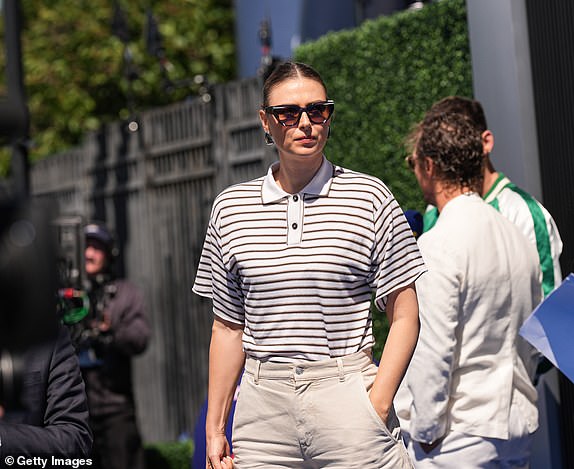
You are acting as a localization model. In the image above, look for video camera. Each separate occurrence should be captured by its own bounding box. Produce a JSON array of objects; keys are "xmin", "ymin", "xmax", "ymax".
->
[
  {"xmin": 0, "ymin": 197, "xmax": 60, "ymax": 409},
  {"xmin": 53, "ymin": 215, "xmax": 90, "ymax": 325},
  {"xmin": 0, "ymin": 206, "xmax": 93, "ymax": 410},
  {"xmin": 0, "ymin": 0, "xmax": 89, "ymax": 409}
]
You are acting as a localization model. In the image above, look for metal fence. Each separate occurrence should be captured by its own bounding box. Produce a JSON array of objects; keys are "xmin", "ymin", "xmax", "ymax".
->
[{"xmin": 30, "ymin": 76, "xmax": 276, "ymax": 442}]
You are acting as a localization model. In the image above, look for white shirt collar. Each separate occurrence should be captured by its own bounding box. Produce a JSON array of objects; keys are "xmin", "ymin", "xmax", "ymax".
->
[{"xmin": 261, "ymin": 156, "xmax": 335, "ymax": 204}]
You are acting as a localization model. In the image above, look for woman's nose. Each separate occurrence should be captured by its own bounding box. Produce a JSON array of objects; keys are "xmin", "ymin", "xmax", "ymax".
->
[{"xmin": 298, "ymin": 111, "xmax": 312, "ymax": 128}]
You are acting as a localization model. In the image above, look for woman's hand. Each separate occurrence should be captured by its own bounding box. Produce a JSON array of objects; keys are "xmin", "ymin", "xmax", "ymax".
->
[{"xmin": 206, "ymin": 431, "xmax": 232, "ymax": 469}]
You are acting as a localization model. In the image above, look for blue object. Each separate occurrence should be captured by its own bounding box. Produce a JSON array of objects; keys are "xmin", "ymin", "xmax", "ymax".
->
[
  {"xmin": 192, "ymin": 383, "xmax": 239, "ymax": 469},
  {"xmin": 520, "ymin": 273, "xmax": 574, "ymax": 383},
  {"xmin": 404, "ymin": 209, "xmax": 423, "ymax": 239}
]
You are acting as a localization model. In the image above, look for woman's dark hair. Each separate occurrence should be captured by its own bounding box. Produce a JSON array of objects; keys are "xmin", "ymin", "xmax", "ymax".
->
[
  {"xmin": 262, "ymin": 61, "xmax": 328, "ymax": 107},
  {"xmin": 415, "ymin": 112, "xmax": 484, "ymax": 192}
]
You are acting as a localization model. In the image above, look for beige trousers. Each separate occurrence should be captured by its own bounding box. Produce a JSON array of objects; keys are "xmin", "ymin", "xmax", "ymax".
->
[{"xmin": 232, "ymin": 351, "xmax": 414, "ymax": 468}]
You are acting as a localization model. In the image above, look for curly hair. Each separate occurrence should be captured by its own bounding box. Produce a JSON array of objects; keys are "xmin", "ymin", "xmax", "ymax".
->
[
  {"xmin": 427, "ymin": 96, "xmax": 488, "ymax": 133},
  {"xmin": 415, "ymin": 112, "xmax": 484, "ymax": 192}
]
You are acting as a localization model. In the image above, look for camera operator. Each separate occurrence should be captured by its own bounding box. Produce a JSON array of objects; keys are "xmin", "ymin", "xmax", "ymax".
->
[{"xmin": 75, "ymin": 222, "xmax": 151, "ymax": 469}]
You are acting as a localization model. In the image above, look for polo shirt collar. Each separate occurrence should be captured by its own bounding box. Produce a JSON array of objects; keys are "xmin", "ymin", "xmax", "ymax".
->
[{"xmin": 261, "ymin": 156, "xmax": 334, "ymax": 204}]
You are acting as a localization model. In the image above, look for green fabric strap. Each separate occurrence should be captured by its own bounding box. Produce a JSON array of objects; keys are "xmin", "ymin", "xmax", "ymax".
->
[
  {"xmin": 498, "ymin": 182, "xmax": 555, "ymax": 296},
  {"xmin": 423, "ymin": 179, "xmax": 555, "ymax": 296},
  {"xmin": 422, "ymin": 207, "xmax": 439, "ymax": 233}
]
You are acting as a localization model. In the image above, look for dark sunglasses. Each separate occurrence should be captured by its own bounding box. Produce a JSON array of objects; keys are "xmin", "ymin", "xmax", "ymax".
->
[
  {"xmin": 264, "ymin": 100, "xmax": 335, "ymax": 127},
  {"xmin": 405, "ymin": 154, "xmax": 416, "ymax": 171}
]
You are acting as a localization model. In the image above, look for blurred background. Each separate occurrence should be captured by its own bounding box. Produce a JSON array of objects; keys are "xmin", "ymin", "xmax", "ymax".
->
[{"xmin": 1, "ymin": 0, "xmax": 573, "ymax": 467}]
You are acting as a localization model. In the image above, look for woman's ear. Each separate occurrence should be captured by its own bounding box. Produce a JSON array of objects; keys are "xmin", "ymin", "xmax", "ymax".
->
[{"xmin": 259, "ymin": 109, "xmax": 269, "ymax": 134}]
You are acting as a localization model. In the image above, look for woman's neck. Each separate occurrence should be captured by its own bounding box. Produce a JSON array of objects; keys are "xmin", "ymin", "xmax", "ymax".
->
[{"xmin": 274, "ymin": 154, "xmax": 324, "ymax": 194}]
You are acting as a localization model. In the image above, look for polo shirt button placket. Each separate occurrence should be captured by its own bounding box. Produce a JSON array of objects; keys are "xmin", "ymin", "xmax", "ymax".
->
[{"xmin": 287, "ymin": 193, "xmax": 303, "ymax": 245}]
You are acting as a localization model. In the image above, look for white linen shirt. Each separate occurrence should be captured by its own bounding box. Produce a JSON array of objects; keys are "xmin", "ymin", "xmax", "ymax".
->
[
  {"xmin": 408, "ymin": 193, "xmax": 541, "ymax": 443},
  {"xmin": 193, "ymin": 157, "xmax": 426, "ymax": 362}
]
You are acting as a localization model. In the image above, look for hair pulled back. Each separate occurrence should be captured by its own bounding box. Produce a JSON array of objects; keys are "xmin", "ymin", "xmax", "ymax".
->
[{"xmin": 262, "ymin": 62, "xmax": 328, "ymax": 107}]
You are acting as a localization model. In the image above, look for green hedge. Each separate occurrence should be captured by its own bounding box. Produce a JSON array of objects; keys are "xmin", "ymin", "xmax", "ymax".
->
[
  {"xmin": 294, "ymin": 0, "xmax": 472, "ymax": 213},
  {"xmin": 295, "ymin": 0, "xmax": 472, "ymax": 356},
  {"xmin": 145, "ymin": 440, "xmax": 194, "ymax": 469}
]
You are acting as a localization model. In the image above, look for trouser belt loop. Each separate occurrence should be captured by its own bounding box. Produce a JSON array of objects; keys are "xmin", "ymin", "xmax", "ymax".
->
[
  {"xmin": 254, "ymin": 360, "xmax": 261, "ymax": 385},
  {"xmin": 336, "ymin": 357, "xmax": 345, "ymax": 382}
]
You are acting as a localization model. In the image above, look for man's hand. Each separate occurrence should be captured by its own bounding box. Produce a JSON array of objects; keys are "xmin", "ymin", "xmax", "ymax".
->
[{"xmin": 95, "ymin": 311, "xmax": 112, "ymax": 332}]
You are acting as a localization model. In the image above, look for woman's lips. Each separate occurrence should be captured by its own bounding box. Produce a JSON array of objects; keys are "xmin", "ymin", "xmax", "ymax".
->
[{"xmin": 296, "ymin": 136, "xmax": 316, "ymax": 144}]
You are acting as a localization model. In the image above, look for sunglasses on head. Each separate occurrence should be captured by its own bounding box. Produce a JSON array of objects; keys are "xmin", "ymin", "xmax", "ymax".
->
[
  {"xmin": 405, "ymin": 154, "xmax": 416, "ymax": 171},
  {"xmin": 264, "ymin": 100, "xmax": 335, "ymax": 127}
]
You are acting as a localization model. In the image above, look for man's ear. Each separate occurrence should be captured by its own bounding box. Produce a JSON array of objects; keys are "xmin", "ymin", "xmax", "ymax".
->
[
  {"xmin": 482, "ymin": 130, "xmax": 494, "ymax": 155},
  {"xmin": 423, "ymin": 156, "xmax": 434, "ymax": 176}
]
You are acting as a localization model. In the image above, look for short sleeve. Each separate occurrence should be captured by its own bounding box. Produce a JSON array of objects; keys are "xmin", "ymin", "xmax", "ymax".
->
[
  {"xmin": 371, "ymin": 197, "xmax": 426, "ymax": 310},
  {"xmin": 192, "ymin": 216, "xmax": 245, "ymax": 325}
]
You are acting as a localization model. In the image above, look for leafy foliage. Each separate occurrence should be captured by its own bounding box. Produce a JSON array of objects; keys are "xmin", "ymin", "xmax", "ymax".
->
[
  {"xmin": 144, "ymin": 440, "xmax": 194, "ymax": 469},
  {"xmin": 15, "ymin": 0, "xmax": 235, "ymax": 166},
  {"xmin": 294, "ymin": 0, "xmax": 472, "ymax": 213}
]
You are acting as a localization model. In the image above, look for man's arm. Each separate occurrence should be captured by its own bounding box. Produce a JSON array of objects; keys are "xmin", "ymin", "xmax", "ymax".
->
[
  {"xmin": 369, "ymin": 283, "xmax": 420, "ymax": 425},
  {"xmin": 0, "ymin": 326, "xmax": 92, "ymax": 457},
  {"xmin": 206, "ymin": 316, "xmax": 244, "ymax": 469},
  {"xmin": 408, "ymin": 247, "xmax": 459, "ymax": 447},
  {"xmin": 109, "ymin": 281, "xmax": 151, "ymax": 356}
]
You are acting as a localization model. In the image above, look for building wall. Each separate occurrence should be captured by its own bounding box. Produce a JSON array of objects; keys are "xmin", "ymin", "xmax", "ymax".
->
[
  {"xmin": 467, "ymin": 1, "xmax": 574, "ymax": 467},
  {"xmin": 234, "ymin": 0, "xmax": 418, "ymax": 79}
]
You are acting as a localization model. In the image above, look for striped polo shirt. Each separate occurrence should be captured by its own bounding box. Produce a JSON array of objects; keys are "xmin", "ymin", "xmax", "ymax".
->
[{"xmin": 193, "ymin": 156, "xmax": 426, "ymax": 362}]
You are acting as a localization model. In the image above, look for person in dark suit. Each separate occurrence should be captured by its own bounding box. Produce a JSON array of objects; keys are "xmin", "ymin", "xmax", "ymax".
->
[{"xmin": 0, "ymin": 324, "xmax": 92, "ymax": 458}]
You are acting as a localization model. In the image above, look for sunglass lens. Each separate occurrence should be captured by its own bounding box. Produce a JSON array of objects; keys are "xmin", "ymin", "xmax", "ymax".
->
[
  {"xmin": 307, "ymin": 103, "xmax": 333, "ymax": 123},
  {"xmin": 274, "ymin": 106, "xmax": 301, "ymax": 126}
]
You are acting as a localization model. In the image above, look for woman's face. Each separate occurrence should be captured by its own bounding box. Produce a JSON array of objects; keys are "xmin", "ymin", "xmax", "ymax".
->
[{"xmin": 260, "ymin": 77, "xmax": 331, "ymax": 162}]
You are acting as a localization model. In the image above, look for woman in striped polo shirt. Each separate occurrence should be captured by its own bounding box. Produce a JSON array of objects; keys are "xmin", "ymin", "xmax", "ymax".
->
[{"xmin": 193, "ymin": 61, "xmax": 426, "ymax": 469}]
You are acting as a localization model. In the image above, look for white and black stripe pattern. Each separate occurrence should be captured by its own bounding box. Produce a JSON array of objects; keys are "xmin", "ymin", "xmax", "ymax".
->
[{"xmin": 193, "ymin": 158, "xmax": 426, "ymax": 362}]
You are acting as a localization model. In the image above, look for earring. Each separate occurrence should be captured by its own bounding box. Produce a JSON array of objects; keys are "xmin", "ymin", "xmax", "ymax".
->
[{"xmin": 264, "ymin": 132, "xmax": 274, "ymax": 145}]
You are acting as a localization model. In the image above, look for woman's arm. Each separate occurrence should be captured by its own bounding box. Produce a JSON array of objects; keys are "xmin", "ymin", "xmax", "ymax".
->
[
  {"xmin": 206, "ymin": 316, "xmax": 245, "ymax": 469},
  {"xmin": 369, "ymin": 283, "xmax": 419, "ymax": 424}
]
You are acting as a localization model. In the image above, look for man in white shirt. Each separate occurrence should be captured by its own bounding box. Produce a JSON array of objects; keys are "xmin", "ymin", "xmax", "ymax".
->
[
  {"xmin": 421, "ymin": 96, "xmax": 562, "ymax": 297},
  {"xmin": 401, "ymin": 111, "xmax": 542, "ymax": 467}
]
